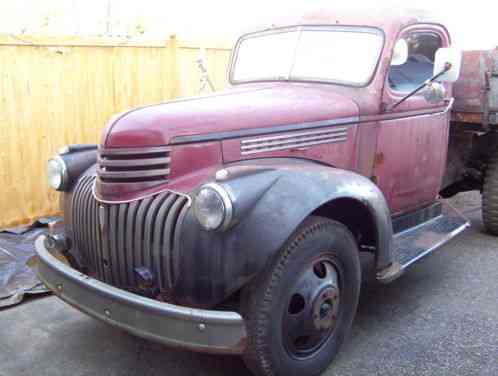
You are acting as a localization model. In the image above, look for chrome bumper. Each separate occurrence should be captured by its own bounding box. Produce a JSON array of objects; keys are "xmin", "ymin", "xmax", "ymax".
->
[{"xmin": 35, "ymin": 236, "xmax": 247, "ymax": 354}]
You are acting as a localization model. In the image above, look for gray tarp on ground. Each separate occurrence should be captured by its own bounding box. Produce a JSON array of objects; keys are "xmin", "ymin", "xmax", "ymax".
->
[{"xmin": 0, "ymin": 218, "xmax": 59, "ymax": 308}]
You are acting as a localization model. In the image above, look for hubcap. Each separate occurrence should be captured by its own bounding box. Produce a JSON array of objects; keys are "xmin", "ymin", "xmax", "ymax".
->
[{"xmin": 283, "ymin": 256, "xmax": 341, "ymax": 359}]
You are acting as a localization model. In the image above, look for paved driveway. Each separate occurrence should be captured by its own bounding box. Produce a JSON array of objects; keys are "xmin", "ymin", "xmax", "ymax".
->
[{"xmin": 1, "ymin": 194, "xmax": 497, "ymax": 376}]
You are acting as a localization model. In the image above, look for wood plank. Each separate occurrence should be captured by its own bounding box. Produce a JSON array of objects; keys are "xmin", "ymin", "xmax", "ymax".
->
[{"xmin": 0, "ymin": 35, "xmax": 232, "ymax": 228}]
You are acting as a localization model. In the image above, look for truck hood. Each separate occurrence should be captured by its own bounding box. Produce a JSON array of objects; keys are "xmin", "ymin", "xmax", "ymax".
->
[{"xmin": 103, "ymin": 82, "xmax": 359, "ymax": 147}]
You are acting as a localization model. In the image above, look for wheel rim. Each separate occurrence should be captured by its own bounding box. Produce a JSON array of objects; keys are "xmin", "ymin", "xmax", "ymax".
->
[{"xmin": 282, "ymin": 255, "xmax": 341, "ymax": 359}]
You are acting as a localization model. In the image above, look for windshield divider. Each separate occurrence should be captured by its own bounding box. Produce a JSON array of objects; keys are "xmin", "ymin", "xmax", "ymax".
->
[{"xmin": 287, "ymin": 26, "xmax": 303, "ymax": 81}]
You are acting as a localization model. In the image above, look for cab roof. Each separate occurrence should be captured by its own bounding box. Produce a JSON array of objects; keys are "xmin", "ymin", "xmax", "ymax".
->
[{"xmin": 267, "ymin": 8, "xmax": 443, "ymax": 39}]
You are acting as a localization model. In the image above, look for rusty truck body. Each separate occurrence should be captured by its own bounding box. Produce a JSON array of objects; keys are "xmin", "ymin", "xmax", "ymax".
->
[{"xmin": 36, "ymin": 10, "xmax": 498, "ymax": 376}]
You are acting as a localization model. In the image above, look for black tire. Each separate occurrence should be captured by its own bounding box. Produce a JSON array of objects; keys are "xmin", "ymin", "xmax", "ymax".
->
[
  {"xmin": 242, "ymin": 216, "xmax": 361, "ymax": 376},
  {"xmin": 483, "ymin": 151, "xmax": 498, "ymax": 235}
]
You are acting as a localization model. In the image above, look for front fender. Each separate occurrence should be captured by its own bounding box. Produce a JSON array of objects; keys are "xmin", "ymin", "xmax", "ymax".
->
[{"xmin": 176, "ymin": 158, "xmax": 393, "ymax": 307}]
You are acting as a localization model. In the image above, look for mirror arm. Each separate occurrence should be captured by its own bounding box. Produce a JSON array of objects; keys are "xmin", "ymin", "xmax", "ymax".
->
[{"xmin": 386, "ymin": 63, "xmax": 452, "ymax": 112}]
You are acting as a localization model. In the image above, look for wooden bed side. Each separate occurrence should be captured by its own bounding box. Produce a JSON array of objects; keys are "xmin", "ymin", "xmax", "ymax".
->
[{"xmin": 451, "ymin": 48, "xmax": 498, "ymax": 129}]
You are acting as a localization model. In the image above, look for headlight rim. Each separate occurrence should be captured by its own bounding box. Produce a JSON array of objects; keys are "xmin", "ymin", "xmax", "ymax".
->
[
  {"xmin": 47, "ymin": 155, "xmax": 69, "ymax": 191},
  {"xmin": 193, "ymin": 182, "xmax": 233, "ymax": 231}
]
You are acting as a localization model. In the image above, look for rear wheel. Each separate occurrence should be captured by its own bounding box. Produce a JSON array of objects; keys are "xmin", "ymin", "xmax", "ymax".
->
[
  {"xmin": 483, "ymin": 151, "xmax": 498, "ymax": 235},
  {"xmin": 242, "ymin": 217, "xmax": 361, "ymax": 376}
]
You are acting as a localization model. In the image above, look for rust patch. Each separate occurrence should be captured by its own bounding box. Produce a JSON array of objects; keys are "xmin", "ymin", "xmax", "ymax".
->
[
  {"xmin": 451, "ymin": 111, "xmax": 483, "ymax": 125},
  {"xmin": 234, "ymin": 335, "xmax": 248, "ymax": 353},
  {"xmin": 374, "ymin": 151, "xmax": 385, "ymax": 166}
]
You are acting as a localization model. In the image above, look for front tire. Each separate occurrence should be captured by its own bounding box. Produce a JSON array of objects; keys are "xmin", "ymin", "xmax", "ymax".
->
[
  {"xmin": 483, "ymin": 151, "xmax": 498, "ymax": 235},
  {"xmin": 242, "ymin": 217, "xmax": 361, "ymax": 376}
]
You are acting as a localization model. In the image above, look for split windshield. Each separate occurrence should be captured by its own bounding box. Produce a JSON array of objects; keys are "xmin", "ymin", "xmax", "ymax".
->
[{"xmin": 231, "ymin": 26, "xmax": 384, "ymax": 86}]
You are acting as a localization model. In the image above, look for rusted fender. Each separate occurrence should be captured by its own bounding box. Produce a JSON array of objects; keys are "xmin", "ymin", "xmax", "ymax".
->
[{"xmin": 176, "ymin": 158, "xmax": 393, "ymax": 307}]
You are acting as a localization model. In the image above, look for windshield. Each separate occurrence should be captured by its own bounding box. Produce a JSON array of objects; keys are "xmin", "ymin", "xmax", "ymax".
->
[{"xmin": 231, "ymin": 26, "xmax": 384, "ymax": 86}]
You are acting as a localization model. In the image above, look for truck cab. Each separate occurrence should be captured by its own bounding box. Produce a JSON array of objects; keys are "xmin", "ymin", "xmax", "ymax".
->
[{"xmin": 37, "ymin": 10, "xmax": 497, "ymax": 376}]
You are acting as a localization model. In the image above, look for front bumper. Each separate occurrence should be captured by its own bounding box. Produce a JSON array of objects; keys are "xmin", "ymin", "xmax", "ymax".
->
[{"xmin": 35, "ymin": 236, "xmax": 247, "ymax": 354}]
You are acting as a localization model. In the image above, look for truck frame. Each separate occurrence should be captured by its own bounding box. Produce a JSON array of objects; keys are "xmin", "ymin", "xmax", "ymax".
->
[{"xmin": 37, "ymin": 10, "xmax": 498, "ymax": 376}]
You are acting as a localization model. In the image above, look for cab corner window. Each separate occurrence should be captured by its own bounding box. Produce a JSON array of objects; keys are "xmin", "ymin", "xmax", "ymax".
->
[{"xmin": 388, "ymin": 32, "xmax": 443, "ymax": 93}]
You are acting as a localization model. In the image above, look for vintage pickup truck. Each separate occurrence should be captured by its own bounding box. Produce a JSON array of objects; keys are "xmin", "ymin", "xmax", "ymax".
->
[{"xmin": 36, "ymin": 10, "xmax": 497, "ymax": 376}]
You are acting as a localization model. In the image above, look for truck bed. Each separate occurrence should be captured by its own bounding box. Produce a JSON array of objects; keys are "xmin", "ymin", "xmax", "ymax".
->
[{"xmin": 451, "ymin": 48, "xmax": 498, "ymax": 129}]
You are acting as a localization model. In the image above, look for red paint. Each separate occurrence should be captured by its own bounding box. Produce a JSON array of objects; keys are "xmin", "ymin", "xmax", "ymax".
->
[
  {"xmin": 373, "ymin": 113, "xmax": 450, "ymax": 214},
  {"xmin": 168, "ymin": 142, "xmax": 223, "ymax": 181},
  {"xmin": 103, "ymin": 83, "xmax": 358, "ymax": 147},
  {"xmin": 221, "ymin": 126, "xmax": 358, "ymax": 170},
  {"xmin": 96, "ymin": 12, "xmax": 481, "ymax": 216},
  {"xmin": 95, "ymin": 142, "xmax": 223, "ymax": 202}
]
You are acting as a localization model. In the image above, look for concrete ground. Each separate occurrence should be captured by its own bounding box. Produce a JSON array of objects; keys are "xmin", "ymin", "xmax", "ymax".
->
[{"xmin": 1, "ymin": 193, "xmax": 497, "ymax": 376}]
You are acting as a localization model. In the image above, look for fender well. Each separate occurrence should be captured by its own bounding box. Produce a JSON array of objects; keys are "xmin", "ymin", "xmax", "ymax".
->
[
  {"xmin": 313, "ymin": 197, "xmax": 377, "ymax": 251},
  {"xmin": 176, "ymin": 158, "xmax": 393, "ymax": 308}
]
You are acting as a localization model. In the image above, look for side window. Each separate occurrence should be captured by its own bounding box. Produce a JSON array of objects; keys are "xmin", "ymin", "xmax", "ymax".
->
[{"xmin": 388, "ymin": 32, "xmax": 442, "ymax": 93}]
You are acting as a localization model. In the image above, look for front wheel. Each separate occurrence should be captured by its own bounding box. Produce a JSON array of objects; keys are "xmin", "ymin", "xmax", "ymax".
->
[
  {"xmin": 483, "ymin": 151, "xmax": 498, "ymax": 235},
  {"xmin": 242, "ymin": 217, "xmax": 361, "ymax": 376}
]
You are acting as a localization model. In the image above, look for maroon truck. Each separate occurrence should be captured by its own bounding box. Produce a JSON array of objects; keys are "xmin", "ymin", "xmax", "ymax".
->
[{"xmin": 37, "ymin": 11, "xmax": 498, "ymax": 376}]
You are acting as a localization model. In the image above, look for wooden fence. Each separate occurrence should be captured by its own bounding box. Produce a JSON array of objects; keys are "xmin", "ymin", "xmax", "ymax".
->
[{"xmin": 0, "ymin": 34, "xmax": 232, "ymax": 228}]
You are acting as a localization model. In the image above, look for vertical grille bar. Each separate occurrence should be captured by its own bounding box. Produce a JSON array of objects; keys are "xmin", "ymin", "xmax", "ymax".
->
[
  {"xmin": 116, "ymin": 203, "xmax": 129, "ymax": 286},
  {"xmin": 134, "ymin": 197, "xmax": 154, "ymax": 269},
  {"xmin": 90, "ymin": 187, "xmax": 104, "ymax": 278},
  {"xmin": 71, "ymin": 177, "xmax": 83, "ymax": 263},
  {"xmin": 172, "ymin": 202, "xmax": 190, "ymax": 287},
  {"xmin": 82, "ymin": 178, "xmax": 97, "ymax": 270},
  {"xmin": 75, "ymin": 178, "xmax": 85, "ymax": 259},
  {"xmin": 73, "ymin": 176, "xmax": 91, "ymax": 268},
  {"xmin": 163, "ymin": 196, "xmax": 187, "ymax": 289},
  {"xmin": 108, "ymin": 204, "xmax": 120, "ymax": 285},
  {"xmin": 125, "ymin": 201, "xmax": 139, "ymax": 286},
  {"xmin": 101, "ymin": 204, "xmax": 113, "ymax": 283},
  {"xmin": 69, "ymin": 175, "xmax": 190, "ymax": 297},
  {"xmin": 154, "ymin": 194, "xmax": 176, "ymax": 291},
  {"xmin": 143, "ymin": 193, "xmax": 167, "ymax": 277}
]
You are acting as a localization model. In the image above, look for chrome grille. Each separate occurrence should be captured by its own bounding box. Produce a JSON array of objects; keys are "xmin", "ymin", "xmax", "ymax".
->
[
  {"xmin": 241, "ymin": 126, "xmax": 349, "ymax": 155},
  {"xmin": 70, "ymin": 175, "xmax": 190, "ymax": 293},
  {"xmin": 97, "ymin": 146, "xmax": 171, "ymax": 184}
]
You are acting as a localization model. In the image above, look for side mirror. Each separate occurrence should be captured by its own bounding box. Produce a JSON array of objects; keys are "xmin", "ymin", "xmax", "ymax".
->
[
  {"xmin": 387, "ymin": 46, "xmax": 461, "ymax": 111},
  {"xmin": 391, "ymin": 39, "xmax": 408, "ymax": 66},
  {"xmin": 434, "ymin": 47, "xmax": 462, "ymax": 82}
]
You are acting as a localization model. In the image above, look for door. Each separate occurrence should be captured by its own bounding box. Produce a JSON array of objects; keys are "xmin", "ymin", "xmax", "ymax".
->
[{"xmin": 373, "ymin": 26, "xmax": 451, "ymax": 215}]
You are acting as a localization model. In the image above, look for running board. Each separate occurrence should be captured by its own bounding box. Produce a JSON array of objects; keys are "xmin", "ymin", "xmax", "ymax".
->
[{"xmin": 377, "ymin": 201, "xmax": 470, "ymax": 283}]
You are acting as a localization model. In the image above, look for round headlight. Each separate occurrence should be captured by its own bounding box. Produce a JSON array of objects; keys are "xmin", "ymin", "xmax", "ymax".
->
[
  {"xmin": 47, "ymin": 156, "xmax": 68, "ymax": 191},
  {"xmin": 193, "ymin": 183, "xmax": 233, "ymax": 231}
]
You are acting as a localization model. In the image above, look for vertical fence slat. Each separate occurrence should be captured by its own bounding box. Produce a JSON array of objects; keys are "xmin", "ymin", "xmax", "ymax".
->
[{"xmin": 0, "ymin": 35, "xmax": 231, "ymax": 228}]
